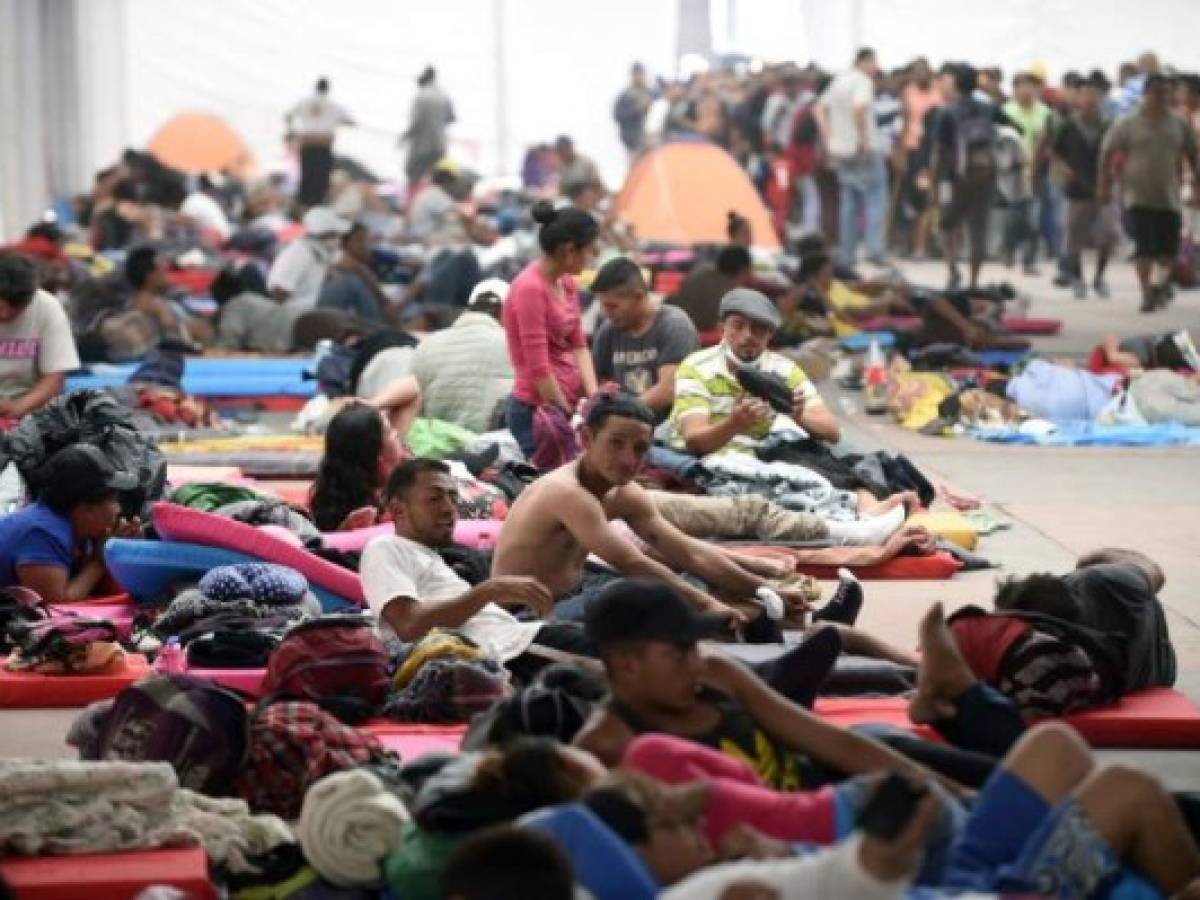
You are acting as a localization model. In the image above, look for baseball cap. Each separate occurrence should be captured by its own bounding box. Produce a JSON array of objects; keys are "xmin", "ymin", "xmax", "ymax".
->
[
  {"xmin": 719, "ymin": 287, "xmax": 781, "ymax": 331},
  {"xmin": 45, "ymin": 444, "xmax": 138, "ymax": 493},
  {"xmin": 584, "ymin": 578, "xmax": 729, "ymax": 648},
  {"xmin": 302, "ymin": 206, "xmax": 351, "ymax": 237},
  {"xmin": 467, "ymin": 277, "xmax": 510, "ymax": 308}
]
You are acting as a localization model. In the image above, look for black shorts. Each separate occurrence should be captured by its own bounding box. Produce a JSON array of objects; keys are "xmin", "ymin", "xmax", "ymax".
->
[{"xmin": 1125, "ymin": 206, "xmax": 1182, "ymax": 260}]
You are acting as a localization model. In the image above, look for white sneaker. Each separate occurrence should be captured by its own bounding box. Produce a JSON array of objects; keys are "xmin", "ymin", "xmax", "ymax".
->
[{"xmin": 1173, "ymin": 330, "xmax": 1200, "ymax": 371}]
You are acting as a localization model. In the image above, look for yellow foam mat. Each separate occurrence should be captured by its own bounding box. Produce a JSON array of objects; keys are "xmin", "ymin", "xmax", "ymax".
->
[
  {"xmin": 160, "ymin": 434, "xmax": 323, "ymax": 454},
  {"xmin": 907, "ymin": 511, "xmax": 978, "ymax": 550}
]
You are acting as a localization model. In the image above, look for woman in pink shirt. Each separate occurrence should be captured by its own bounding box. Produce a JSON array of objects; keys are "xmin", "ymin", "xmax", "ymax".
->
[{"xmin": 503, "ymin": 201, "xmax": 600, "ymax": 456}]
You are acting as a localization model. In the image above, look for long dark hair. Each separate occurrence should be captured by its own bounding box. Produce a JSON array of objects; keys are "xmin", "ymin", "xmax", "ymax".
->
[{"xmin": 309, "ymin": 403, "xmax": 386, "ymax": 531}]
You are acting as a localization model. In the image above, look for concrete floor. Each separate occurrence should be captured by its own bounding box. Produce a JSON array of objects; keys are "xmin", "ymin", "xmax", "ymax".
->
[{"xmin": 1, "ymin": 254, "xmax": 1197, "ymax": 785}]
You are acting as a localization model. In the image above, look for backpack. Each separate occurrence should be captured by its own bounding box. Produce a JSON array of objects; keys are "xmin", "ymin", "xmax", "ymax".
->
[
  {"xmin": 953, "ymin": 102, "xmax": 998, "ymax": 176},
  {"xmin": 261, "ymin": 615, "xmax": 391, "ymax": 724},
  {"xmin": 94, "ymin": 673, "xmax": 249, "ymax": 796}
]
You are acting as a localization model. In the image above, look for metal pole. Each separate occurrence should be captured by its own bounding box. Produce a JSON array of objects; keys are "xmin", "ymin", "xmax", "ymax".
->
[{"xmin": 493, "ymin": 0, "xmax": 509, "ymax": 175}]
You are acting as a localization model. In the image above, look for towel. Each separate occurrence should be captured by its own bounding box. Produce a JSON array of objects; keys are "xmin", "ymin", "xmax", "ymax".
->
[{"xmin": 298, "ymin": 769, "xmax": 410, "ymax": 887}]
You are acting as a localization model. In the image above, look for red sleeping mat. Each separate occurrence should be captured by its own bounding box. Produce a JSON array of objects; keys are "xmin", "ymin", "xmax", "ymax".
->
[
  {"xmin": 814, "ymin": 688, "xmax": 1200, "ymax": 749},
  {"xmin": 1001, "ymin": 316, "xmax": 1062, "ymax": 336},
  {"xmin": 0, "ymin": 847, "xmax": 215, "ymax": 900},
  {"xmin": 0, "ymin": 654, "xmax": 149, "ymax": 709},
  {"xmin": 363, "ymin": 722, "xmax": 467, "ymax": 758},
  {"xmin": 732, "ymin": 546, "xmax": 962, "ymax": 580}
]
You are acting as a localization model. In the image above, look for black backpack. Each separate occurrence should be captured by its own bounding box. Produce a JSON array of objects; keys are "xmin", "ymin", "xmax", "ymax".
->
[{"xmin": 953, "ymin": 102, "xmax": 998, "ymax": 176}]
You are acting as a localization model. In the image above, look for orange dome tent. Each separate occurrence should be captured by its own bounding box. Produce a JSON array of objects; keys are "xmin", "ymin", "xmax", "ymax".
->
[
  {"xmin": 614, "ymin": 142, "xmax": 779, "ymax": 249},
  {"xmin": 147, "ymin": 112, "xmax": 256, "ymax": 177}
]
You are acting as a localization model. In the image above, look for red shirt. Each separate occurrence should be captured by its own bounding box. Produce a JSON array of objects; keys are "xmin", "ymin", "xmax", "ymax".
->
[
  {"xmin": 502, "ymin": 261, "xmax": 586, "ymax": 405},
  {"xmin": 949, "ymin": 614, "xmax": 1032, "ymax": 683}
]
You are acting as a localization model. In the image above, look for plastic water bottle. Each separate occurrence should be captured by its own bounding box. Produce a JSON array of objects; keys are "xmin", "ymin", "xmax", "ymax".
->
[
  {"xmin": 154, "ymin": 637, "xmax": 185, "ymax": 675},
  {"xmin": 863, "ymin": 337, "xmax": 888, "ymax": 415}
]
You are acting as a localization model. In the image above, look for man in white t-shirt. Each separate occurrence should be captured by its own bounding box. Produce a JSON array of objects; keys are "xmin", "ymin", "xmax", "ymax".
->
[
  {"xmin": 360, "ymin": 457, "xmax": 596, "ymax": 683},
  {"xmin": 816, "ymin": 48, "xmax": 888, "ymax": 268},
  {"xmin": 267, "ymin": 206, "xmax": 349, "ymax": 318},
  {"xmin": 0, "ymin": 255, "xmax": 80, "ymax": 419},
  {"xmin": 286, "ymin": 77, "xmax": 355, "ymax": 207}
]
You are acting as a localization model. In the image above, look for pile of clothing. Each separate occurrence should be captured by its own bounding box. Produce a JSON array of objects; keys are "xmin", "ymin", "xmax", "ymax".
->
[{"xmin": 151, "ymin": 563, "xmax": 320, "ymax": 666}]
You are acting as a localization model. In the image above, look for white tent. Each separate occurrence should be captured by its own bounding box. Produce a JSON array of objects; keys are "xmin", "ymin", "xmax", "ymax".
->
[{"xmin": 3, "ymin": 0, "xmax": 1200, "ymax": 238}]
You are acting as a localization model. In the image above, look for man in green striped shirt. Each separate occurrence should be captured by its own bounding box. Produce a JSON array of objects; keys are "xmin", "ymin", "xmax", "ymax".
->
[{"xmin": 666, "ymin": 288, "xmax": 839, "ymax": 457}]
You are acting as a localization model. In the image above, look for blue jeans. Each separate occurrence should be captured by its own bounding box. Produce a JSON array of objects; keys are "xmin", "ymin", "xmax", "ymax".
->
[
  {"xmin": 1037, "ymin": 177, "xmax": 1064, "ymax": 264},
  {"xmin": 504, "ymin": 396, "xmax": 537, "ymax": 459},
  {"xmin": 836, "ymin": 152, "xmax": 888, "ymax": 266}
]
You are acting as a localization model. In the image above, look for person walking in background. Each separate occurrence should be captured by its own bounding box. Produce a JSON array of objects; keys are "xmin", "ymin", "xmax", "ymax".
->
[
  {"xmin": 614, "ymin": 63, "xmax": 653, "ymax": 159},
  {"xmin": 934, "ymin": 64, "xmax": 1013, "ymax": 291},
  {"xmin": 401, "ymin": 66, "xmax": 455, "ymax": 187},
  {"xmin": 285, "ymin": 77, "xmax": 354, "ymax": 208},
  {"xmin": 1002, "ymin": 72, "xmax": 1054, "ymax": 275},
  {"xmin": 815, "ymin": 48, "xmax": 888, "ymax": 269},
  {"xmin": 1100, "ymin": 73, "xmax": 1200, "ymax": 311},
  {"xmin": 1052, "ymin": 71, "xmax": 1117, "ymax": 300}
]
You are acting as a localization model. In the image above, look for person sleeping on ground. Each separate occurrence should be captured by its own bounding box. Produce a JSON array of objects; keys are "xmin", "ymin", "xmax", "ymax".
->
[
  {"xmin": 1094, "ymin": 328, "xmax": 1200, "ymax": 374},
  {"xmin": 358, "ymin": 457, "xmax": 901, "ymax": 698},
  {"xmin": 0, "ymin": 444, "xmax": 141, "ymax": 602},
  {"xmin": 945, "ymin": 546, "xmax": 1177, "ymax": 717}
]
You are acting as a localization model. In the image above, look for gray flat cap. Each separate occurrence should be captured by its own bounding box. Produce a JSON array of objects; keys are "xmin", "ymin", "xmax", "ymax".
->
[{"xmin": 718, "ymin": 287, "xmax": 781, "ymax": 330}]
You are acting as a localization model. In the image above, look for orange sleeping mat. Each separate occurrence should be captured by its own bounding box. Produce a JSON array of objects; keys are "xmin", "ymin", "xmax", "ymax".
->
[
  {"xmin": 0, "ymin": 654, "xmax": 149, "ymax": 709},
  {"xmin": 0, "ymin": 846, "xmax": 215, "ymax": 900},
  {"xmin": 362, "ymin": 722, "xmax": 467, "ymax": 757},
  {"xmin": 814, "ymin": 688, "xmax": 1200, "ymax": 749},
  {"xmin": 732, "ymin": 546, "xmax": 963, "ymax": 580}
]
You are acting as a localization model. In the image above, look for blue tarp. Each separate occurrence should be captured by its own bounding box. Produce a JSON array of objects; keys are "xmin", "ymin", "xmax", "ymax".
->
[{"xmin": 970, "ymin": 422, "xmax": 1200, "ymax": 447}]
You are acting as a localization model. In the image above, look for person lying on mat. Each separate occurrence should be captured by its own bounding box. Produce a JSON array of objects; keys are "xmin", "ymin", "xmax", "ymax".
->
[
  {"xmin": 986, "ymin": 546, "xmax": 1177, "ymax": 696},
  {"xmin": 0, "ymin": 444, "xmax": 141, "ymax": 602},
  {"xmin": 573, "ymin": 579, "xmax": 1200, "ymax": 898},
  {"xmin": 1094, "ymin": 328, "xmax": 1200, "ymax": 374},
  {"xmin": 494, "ymin": 391, "xmax": 924, "ymax": 626},
  {"xmin": 309, "ymin": 401, "xmax": 408, "ymax": 532}
]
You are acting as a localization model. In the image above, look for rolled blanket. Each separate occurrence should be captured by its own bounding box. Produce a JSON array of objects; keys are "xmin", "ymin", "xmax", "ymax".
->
[{"xmin": 298, "ymin": 769, "xmax": 410, "ymax": 887}]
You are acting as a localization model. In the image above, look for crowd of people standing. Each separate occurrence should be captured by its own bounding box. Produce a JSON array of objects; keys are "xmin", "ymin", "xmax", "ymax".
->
[{"xmin": 613, "ymin": 49, "xmax": 1200, "ymax": 311}]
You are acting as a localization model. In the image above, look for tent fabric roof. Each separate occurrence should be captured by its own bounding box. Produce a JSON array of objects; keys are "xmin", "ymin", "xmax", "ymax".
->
[
  {"xmin": 147, "ymin": 111, "xmax": 256, "ymax": 177},
  {"xmin": 615, "ymin": 141, "xmax": 779, "ymax": 249}
]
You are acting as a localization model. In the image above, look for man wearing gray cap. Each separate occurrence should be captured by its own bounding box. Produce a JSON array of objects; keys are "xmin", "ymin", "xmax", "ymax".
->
[{"xmin": 666, "ymin": 287, "xmax": 840, "ymax": 457}]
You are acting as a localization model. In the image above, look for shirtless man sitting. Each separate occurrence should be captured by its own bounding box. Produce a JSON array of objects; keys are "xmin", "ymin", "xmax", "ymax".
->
[{"xmin": 492, "ymin": 391, "xmax": 929, "ymax": 657}]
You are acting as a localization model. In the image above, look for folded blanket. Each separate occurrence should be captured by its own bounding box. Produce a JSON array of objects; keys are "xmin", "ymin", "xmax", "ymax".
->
[
  {"xmin": 0, "ymin": 759, "xmax": 292, "ymax": 870},
  {"xmin": 298, "ymin": 769, "xmax": 410, "ymax": 887}
]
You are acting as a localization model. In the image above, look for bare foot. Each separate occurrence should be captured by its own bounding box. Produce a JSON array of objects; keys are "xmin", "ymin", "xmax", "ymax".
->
[
  {"xmin": 908, "ymin": 603, "xmax": 976, "ymax": 725},
  {"xmin": 936, "ymin": 481, "xmax": 982, "ymax": 512}
]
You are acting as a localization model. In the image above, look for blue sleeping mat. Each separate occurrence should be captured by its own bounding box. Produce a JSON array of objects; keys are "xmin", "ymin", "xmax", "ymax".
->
[
  {"xmin": 67, "ymin": 357, "xmax": 316, "ymax": 397},
  {"xmin": 969, "ymin": 422, "xmax": 1200, "ymax": 447},
  {"xmin": 976, "ymin": 349, "xmax": 1028, "ymax": 369},
  {"xmin": 105, "ymin": 538, "xmax": 356, "ymax": 612},
  {"xmin": 839, "ymin": 331, "xmax": 896, "ymax": 351}
]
